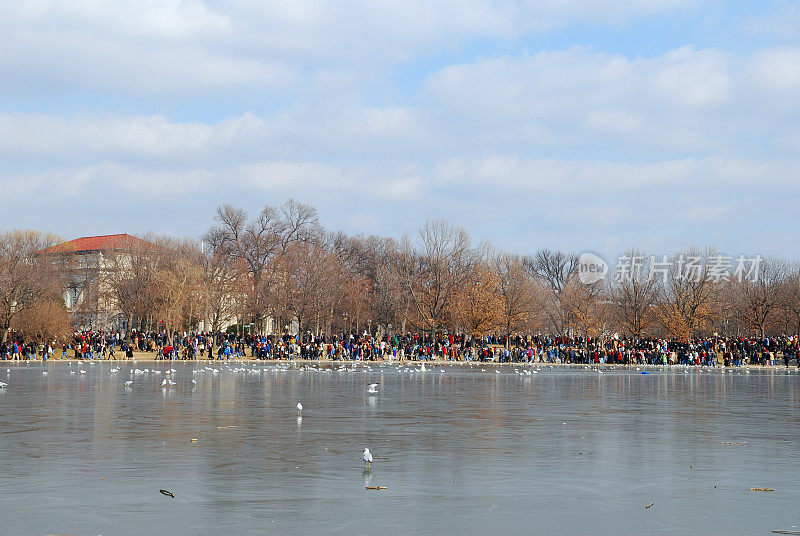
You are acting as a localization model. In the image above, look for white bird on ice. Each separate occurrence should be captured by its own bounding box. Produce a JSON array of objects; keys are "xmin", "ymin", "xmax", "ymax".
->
[
  {"xmin": 0, "ymin": 382, "xmax": 7, "ymax": 388},
  {"xmin": 42, "ymin": 371, "xmax": 48, "ymax": 376},
  {"xmin": 296, "ymin": 402, "xmax": 303, "ymax": 415},
  {"xmin": 191, "ymin": 379, "xmax": 197, "ymax": 385},
  {"xmin": 367, "ymin": 383, "xmax": 379, "ymax": 393},
  {"xmin": 161, "ymin": 379, "xmax": 167, "ymax": 386},
  {"xmin": 80, "ymin": 370, "xmax": 87, "ymax": 374},
  {"xmin": 362, "ymin": 448, "xmax": 373, "ymax": 469},
  {"xmin": 124, "ymin": 380, "xmax": 133, "ymax": 386}
]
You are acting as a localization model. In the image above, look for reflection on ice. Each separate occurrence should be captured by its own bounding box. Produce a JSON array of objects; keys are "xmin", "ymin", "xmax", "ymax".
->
[{"xmin": 0, "ymin": 362, "xmax": 797, "ymax": 535}]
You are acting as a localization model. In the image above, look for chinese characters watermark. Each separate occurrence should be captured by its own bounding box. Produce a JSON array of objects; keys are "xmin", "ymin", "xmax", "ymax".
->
[{"xmin": 579, "ymin": 252, "xmax": 763, "ymax": 284}]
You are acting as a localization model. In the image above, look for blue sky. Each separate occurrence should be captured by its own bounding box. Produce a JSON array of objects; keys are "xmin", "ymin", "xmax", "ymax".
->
[{"xmin": 2, "ymin": 1, "xmax": 800, "ymax": 259}]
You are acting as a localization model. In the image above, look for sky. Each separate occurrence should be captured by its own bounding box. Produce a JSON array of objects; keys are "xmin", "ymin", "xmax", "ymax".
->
[{"xmin": 2, "ymin": 0, "xmax": 800, "ymax": 259}]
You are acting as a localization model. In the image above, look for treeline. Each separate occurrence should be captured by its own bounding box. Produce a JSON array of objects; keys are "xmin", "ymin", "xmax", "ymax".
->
[{"xmin": 1, "ymin": 199, "xmax": 799, "ymax": 345}]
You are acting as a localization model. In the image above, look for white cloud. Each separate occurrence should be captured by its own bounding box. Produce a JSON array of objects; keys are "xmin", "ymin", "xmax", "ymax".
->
[
  {"xmin": 0, "ymin": 159, "xmax": 426, "ymax": 203},
  {"xmin": 234, "ymin": 161, "xmax": 426, "ymax": 201},
  {"xmin": 237, "ymin": 161, "xmax": 351, "ymax": 191},
  {"xmin": 1, "ymin": 163, "xmax": 215, "ymax": 195},
  {"xmin": 743, "ymin": 1, "xmax": 800, "ymax": 39},
  {"xmin": 650, "ymin": 47, "xmax": 731, "ymax": 108},
  {"xmin": 0, "ymin": 113, "xmax": 213, "ymax": 161},
  {"xmin": 0, "ymin": 1, "xmax": 697, "ymax": 97},
  {"xmin": 2, "ymin": 38, "xmax": 800, "ymax": 167},
  {"xmin": 678, "ymin": 203, "xmax": 733, "ymax": 222},
  {"xmin": 0, "ymin": 172, "xmax": 46, "ymax": 197},
  {"xmin": 750, "ymin": 48, "xmax": 800, "ymax": 94},
  {"xmin": 438, "ymin": 47, "xmax": 800, "ymax": 160},
  {"xmin": 3, "ymin": 152, "xmax": 796, "ymax": 212},
  {"xmin": 0, "ymin": 106, "xmax": 436, "ymax": 164},
  {"xmin": 2, "ymin": 149, "xmax": 799, "ymax": 257},
  {"xmin": 3, "ymin": 2, "xmax": 800, "ymax": 258},
  {"xmin": 585, "ymin": 110, "xmax": 644, "ymax": 133},
  {"xmin": 434, "ymin": 154, "xmax": 800, "ymax": 192},
  {"xmin": 427, "ymin": 48, "xmax": 643, "ymax": 118}
]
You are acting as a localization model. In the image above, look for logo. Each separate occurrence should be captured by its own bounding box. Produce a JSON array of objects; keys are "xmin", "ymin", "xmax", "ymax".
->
[{"xmin": 578, "ymin": 252, "xmax": 608, "ymax": 285}]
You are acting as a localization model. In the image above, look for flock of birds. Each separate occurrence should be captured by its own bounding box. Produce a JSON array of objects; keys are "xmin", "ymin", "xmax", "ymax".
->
[
  {"xmin": 0, "ymin": 360, "xmax": 796, "ymax": 477},
  {"xmin": 0, "ymin": 360, "xmax": 794, "ymax": 393},
  {"xmin": 0, "ymin": 359, "xmax": 390, "ymax": 476}
]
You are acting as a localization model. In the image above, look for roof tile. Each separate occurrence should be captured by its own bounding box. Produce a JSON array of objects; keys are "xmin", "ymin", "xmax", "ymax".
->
[{"xmin": 39, "ymin": 234, "xmax": 153, "ymax": 254}]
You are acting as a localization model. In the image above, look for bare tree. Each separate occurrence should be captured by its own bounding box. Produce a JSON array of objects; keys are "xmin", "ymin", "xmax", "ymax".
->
[
  {"xmin": 608, "ymin": 249, "xmax": 661, "ymax": 337},
  {"xmin": 330, "ymin": 233, "xmax": 405, "ymax": 335},
  {"xmin": 149, "ymin": 238, "xmax": 204, "ymax": 343},
  {"xmin": 12, "ymin": 298, "xmax": 74, "ymax": 345},
  {"xmin": 457, "ymin": 260, "xmax": 503, "ymax": 338},
  {"xmin": 494, "ymin": 253, "xmax": 537, "ymax": 347},
  {"xmin": 523, "ymin": 249, "xmax": 579, "ymax": 294},
  {"xmin": 372, "ymin": 263, "xmax": 401, "ymax": 333},
  {"xmin": 660, "ymin": 248, "xmax": 720, "ymax": 337},
  {"xmin": 710, "ymin": 278, "xmax": 743, "ymax": 337},
  {"xmin": 522, "ymin": 249, "xmax": 580, "ymax": 335},
  {"xmin": 104, "ymin": 234, "xmax": 163, "ymax": 331},
  {"xmin": 778, "ymin": 263, "xmax": 800, "ymax": 337},
  {"xmin": 399, "ymin": 220, "xmax": 475, "ymax": 336},
  {"xmin": 0, "ymin": 230, "xmax": 65, "ymax": 343},
  {"xmin": 565, "ymin": 277, "xmax": 607, "ymax": 338},
  {"xmin": 736, "ymin": 256, "xmax": 787, "ymax": 339},
  {"xmin": 205, "ymin": 199, "xmax": 321, "ymax": 332},
  {"xmin": 277, "ymin": 240, "xmax": 340, "ymax": 334},
  {"xmin": 16, "ymin": 197, "xmax": 800, "ymax": 348}
]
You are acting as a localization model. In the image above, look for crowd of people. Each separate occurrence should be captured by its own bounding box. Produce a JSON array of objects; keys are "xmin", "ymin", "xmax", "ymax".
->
[{"xmin": 2, "ymin": 330, "xmax": 799, "ymax": 368}]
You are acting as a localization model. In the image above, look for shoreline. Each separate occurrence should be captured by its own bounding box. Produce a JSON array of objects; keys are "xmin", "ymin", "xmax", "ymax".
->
[{"xmin": 4, "ymin": 354, "xmax": 797, "ymax": 371}]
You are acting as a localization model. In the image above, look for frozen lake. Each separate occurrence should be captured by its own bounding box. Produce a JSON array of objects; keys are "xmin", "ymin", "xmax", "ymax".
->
[{"xmin": 0, "ymin": 361, "xmax": 798, "ymax": 535}]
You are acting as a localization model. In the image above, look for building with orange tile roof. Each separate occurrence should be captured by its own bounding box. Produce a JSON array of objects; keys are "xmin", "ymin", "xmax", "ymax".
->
[{"xmin": 41, "ymin": 234, "xmax": 158, "ymax": 330}]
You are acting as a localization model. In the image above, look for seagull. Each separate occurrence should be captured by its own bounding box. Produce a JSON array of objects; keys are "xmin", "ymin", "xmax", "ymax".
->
[
  {"xmin": 110, "ymin": 368, "xmax": 119, "ymax": 373},
  {"xmin": 0, "ymin": 382, "xmax": 6, "ymax": 388},
  {"xmin": 367, "ymin": 383, "xmax": 379, "ymax": 393},
  {"xmin": 191, "ymin": 379, "xmax": 197, "ymax": 385},
  {"xmin": 296, "ymin": 402, "xmax": 303, "ymax": 415},
  {"xmin": 124, "ymin": 380, "xmax": 133, "ymax": 386},
  {"xmin": 420, "ymin": 363, "xmax": 426, "ymax": 372},
  {"xmin": 42, "ymin": 371, "xmax": 48, "ymax": 376},
  {"xmin": 161, "ymin": 379, "xmax": 167, "ymax": 386},
  {"xmin": 80, "ymin": 370, "xmax": 87, "ymax": 374},
  {"xmin": 362, "ymin": 448, "xmax": 373, "ymax": 469}
]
